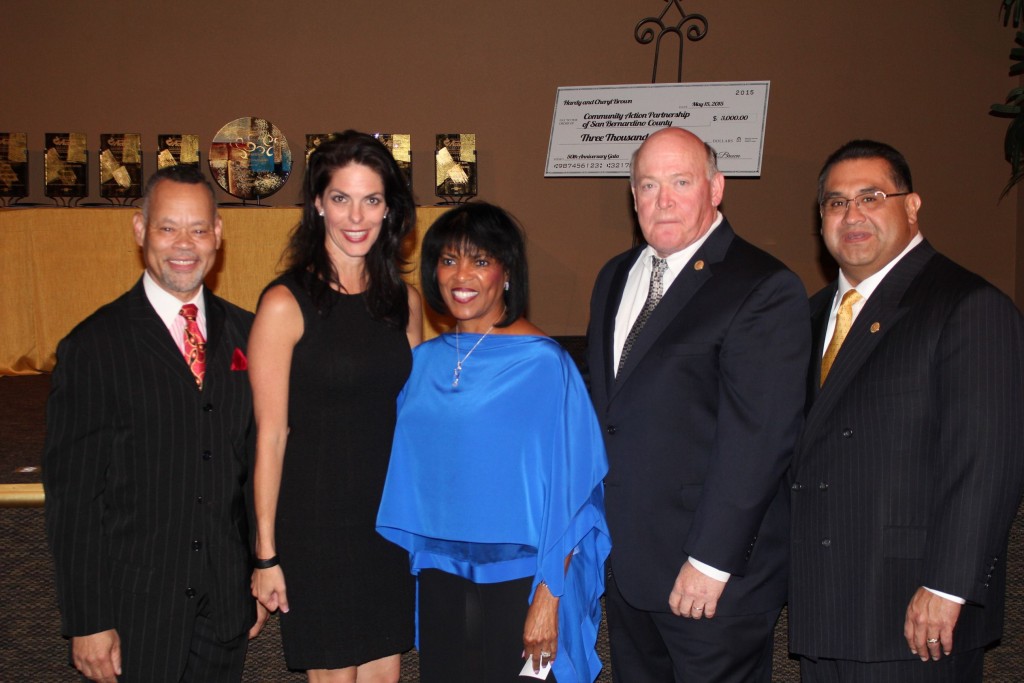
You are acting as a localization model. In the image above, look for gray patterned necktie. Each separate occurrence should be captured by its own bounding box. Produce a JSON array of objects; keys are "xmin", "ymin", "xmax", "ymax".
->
[{"xmin": 617, "ymin": 256, "xmax": 668, "ymax": 375}]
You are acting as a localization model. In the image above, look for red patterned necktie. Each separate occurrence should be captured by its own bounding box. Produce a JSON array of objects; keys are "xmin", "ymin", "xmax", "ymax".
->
[{"xmin": 179, "ymin": 304, "xmax": 206, "ymax": 389}]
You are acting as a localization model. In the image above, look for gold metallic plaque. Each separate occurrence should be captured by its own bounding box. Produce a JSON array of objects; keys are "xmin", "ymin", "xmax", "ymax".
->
[
  {"xmin": 157, "ymin": 134, "xmax": 200, "ymax": 169},
  {"xmin": 305, "ymin": 133, "xmax": 336, "ymax": 163},
  {"xmin": 0, "ymin": 132, "xmax": 29, "ymax": 198},
  {"xmin": 44, "ymin": 132, "xmax": 88, "ymax": 198},
  {"xmin": 435, "ymin": 133, "xmax": 477, "ymax": 197},
  {"xmin": 374, "ymin": 133, "xmax": 412, "ymax": 189},
  {"xmin": 99, "ymin": 133, "xmax": 143, "ymax": 198}
]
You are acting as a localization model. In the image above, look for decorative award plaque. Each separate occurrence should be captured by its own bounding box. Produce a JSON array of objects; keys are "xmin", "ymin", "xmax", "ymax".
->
[
  {"xmin": 435, "ymin": 133, "xmax": 477, "ymax": 200},
  {"xmin": 99, "ymin": 133, "xmax": 143, "ymax": 201},
  {"xmin": 44, "ymin": 132, "xmax": 89, "ymax": 201},
  {"xmin": 375, "ymin": 133, "xmax": 412, "ymax": 189},
  {"xmin": 305, "ymin": 133, "xmax": 335, "ymax": 162},
  {"xmin": 0, "ymin": 132, "xmax": 29, "ymax": 201},
  {"xmin": 157, "ymin": 134, "xmax": 200, "ymax": 169},
  {"xmin": 209, "ymin": 117, "xmax": 292, "ymax": 202}
]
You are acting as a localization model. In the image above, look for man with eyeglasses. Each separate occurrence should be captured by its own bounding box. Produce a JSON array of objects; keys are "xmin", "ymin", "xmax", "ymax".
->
[{"xmin": 788, "ymin": 139, "xmax": 1024, "ymax": 681}]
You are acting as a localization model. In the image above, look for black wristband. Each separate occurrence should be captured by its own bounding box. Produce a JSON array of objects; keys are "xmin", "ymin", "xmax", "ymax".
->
[{"xmin": 253, "ymin": 555, "xmax": 280, "ymax": 570}]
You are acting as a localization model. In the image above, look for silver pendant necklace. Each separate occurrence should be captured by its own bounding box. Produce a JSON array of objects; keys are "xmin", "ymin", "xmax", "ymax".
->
[{"xmin": 452, "ymin": 323, "xmax": 496, "ymax": 388}]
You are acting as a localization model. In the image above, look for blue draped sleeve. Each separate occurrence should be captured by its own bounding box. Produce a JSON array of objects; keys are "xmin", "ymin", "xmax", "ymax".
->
[{"xmin": 376, "ymin": 334, "xmax": 611, "ymax": 682}]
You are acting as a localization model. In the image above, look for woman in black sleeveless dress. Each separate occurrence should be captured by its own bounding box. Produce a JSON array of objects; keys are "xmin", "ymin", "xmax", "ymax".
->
[{"xmin": 249, "ymin": 131, "xmax": 421, "ymax": 682}]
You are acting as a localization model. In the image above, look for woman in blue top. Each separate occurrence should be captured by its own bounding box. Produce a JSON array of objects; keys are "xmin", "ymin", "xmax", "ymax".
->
[{"xmin": 376, "ymin": 202, "xmax": 611, "ymax": 683}]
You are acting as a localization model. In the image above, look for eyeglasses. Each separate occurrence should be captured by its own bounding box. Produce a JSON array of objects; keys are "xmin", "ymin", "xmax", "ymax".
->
[{"xmin": 820, "ymin": 190, "xmax": 909, "ymax": 215}]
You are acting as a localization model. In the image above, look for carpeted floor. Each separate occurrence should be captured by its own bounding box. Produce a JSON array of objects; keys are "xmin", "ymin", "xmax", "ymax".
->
[{"xmin": 3, "ymin": 371, "xmax": 1022, "ymax": 681}]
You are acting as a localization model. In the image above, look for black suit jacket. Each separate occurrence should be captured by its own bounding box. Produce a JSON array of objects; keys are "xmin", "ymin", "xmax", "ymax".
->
[
  {"xmin": 44, "ymin": 278, "xmax": 256, "ymax": 678},
  {"xmin": 586, "ymin": 219, "xmax": 810, "ymax": 615},
  {"xmin": 788, "ymin": 241, "xmax": 1024, "ymax": 661}
]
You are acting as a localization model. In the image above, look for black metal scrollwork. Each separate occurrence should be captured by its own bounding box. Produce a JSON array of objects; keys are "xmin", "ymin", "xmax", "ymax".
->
[{"xmin": 634, "ymin": 1, "xmax": 708, "ymax": 83}]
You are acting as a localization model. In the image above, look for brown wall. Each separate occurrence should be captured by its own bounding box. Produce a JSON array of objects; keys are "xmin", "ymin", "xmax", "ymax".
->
[{"xmin": 4, "ymin": 1, "xmax": 1020, "ymax": 333}]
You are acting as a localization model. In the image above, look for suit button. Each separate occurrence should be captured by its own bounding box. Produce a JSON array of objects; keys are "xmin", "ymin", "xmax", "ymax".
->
[
  {"xmin": 606, "ymin": 425, "xmax": 617, "ymax": 435},
  {"xmin": 202, "ymin": 450, "xmax": 212, "ymax": 461},
  {"xmin": 818, "ymin": 482, "xmax": 829, "ymax": 491},
  {"xmin": 185, "ymin": 587, "xmax": 197, "ymax": 598},
  {"xmin": 821, "ymin": 538, "xmax": 831, "ymax": 547},
  {"xmin": 791, "ymin": 482, "xmax": 804, "ymax": 490},
  {"xmin": 192, "ymin": 540, "xmax": 202, "ymax": 551},
  {"xmin": 203, "ymin": 403, "xmax": 214, "ymax": 412},
  {"xmin": 196, "ymin": 496, "xmax": 204, "ymax": 504},
  {"xmin": 841, "ymin": 428, "xmax": 853, "ymax": 438}
]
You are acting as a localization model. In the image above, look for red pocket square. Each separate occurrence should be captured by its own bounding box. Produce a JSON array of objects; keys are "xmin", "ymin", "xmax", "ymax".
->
[{"xmin": 231, "ymin": 348, "xmax": 248, "ymax": 371}]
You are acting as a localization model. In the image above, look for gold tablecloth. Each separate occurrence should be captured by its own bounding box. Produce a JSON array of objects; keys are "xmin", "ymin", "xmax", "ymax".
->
[{"xmin": 0, "ymin": 206, "xmax": 451, "ymax": 375}]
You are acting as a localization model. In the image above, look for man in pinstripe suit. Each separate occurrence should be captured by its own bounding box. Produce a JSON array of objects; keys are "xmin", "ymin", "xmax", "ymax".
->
[
  {"xmin": 44, "ymin": 165, "xmax": 265, "ymax": 682},
  {"xmin": 789, "ymin": 139, "xmax": 1024, "ymax": 682}
]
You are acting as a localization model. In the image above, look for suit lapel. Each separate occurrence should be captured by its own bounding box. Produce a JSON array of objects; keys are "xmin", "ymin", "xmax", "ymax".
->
[
  {"xmin": 126, "ymin": 278, "xmax": 208, "ymax": 389},
  {"xmin": 808, "ymin": 286, "xmax": 836, "ymax": 401},
  {"xmin": 804, "ymin": 241, "xmax": 936, "ymax": 435},
  {"xmin": 610, "ymin": 220, "xmax": 734, "ymax": 399},
  {"xmin": 203, "ymin": 287, "xmax": 227, "ymax": 376},
  {"xmin": 600, "ymin": 250, "xmax": 638, "ymax": 398}
]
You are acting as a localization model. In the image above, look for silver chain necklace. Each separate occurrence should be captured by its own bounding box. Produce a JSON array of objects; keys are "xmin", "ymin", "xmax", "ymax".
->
[{"xmin": 452, "ymin": 323, "xmax": 496, "ymax": 388}]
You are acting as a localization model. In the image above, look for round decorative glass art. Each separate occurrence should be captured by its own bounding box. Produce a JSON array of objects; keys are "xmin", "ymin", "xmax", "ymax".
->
[{"xmin": 208, "ymin": 117, "xmax": 292, "ymax": 200}]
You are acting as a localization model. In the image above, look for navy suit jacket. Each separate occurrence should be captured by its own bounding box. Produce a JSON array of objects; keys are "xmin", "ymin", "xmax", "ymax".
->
[
  {"xmin": 44, "ymin": 278, "xmax": 256, "ymax": 679},
  {"xmin": 789, "ymin": 240, "xmax": 1024, "ymax": 661},
  {"xmin": 586, "ymin": 219, "xmax": 810, "ymax": 615}
]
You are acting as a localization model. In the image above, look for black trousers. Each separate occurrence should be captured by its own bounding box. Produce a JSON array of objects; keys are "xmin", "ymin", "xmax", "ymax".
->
[
  {"xmin": 418, "ymin": 569, "xmax": 557, "ymax": 683},
  {"xmin": 798, "ymin": 649, "xmax": 984, "ymax": 683},
  {"xmin": 605, "ymin": 569, "xmax": 778, "ymax": 683},
  {"xmin": 82, "ymin": 593, "xmax": 248, "ymax": 683}
]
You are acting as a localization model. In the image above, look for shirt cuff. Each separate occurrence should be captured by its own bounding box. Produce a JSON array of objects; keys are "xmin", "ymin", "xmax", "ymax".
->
[
  {"xmin": 687, "ymin": 557, "xmax": 731, "ymax": 582},
  {"xmin": 924, "ymin": 586, "xmax": 966, "ymax": 605}
]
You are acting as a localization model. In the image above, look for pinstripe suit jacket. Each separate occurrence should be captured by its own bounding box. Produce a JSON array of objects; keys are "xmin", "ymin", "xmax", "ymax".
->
[
  {"xmin": 587, "ymin": 220, "xmax": 810, "ymax": 616},
  {"xmin": 44, "ymin": 278, "xmax": 256, "ymax": 679},
  {"xmin": 789, "ymin": 240, "xmax": 1024, "ymax": 662}
]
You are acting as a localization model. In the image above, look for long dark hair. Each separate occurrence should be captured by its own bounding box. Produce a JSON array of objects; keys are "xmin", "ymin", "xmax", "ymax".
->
[{"xmin": 284, "ymin": 130, "xmax": 414, "ymax": 326}]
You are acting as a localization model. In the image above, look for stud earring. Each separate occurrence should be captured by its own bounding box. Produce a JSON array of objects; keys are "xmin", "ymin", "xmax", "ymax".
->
[{"xmin": 318, "ymin": 210, "xmax": 324, "ymax": 217}]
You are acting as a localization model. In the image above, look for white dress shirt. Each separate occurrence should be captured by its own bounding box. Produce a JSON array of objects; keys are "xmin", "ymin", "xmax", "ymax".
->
[
  {"xmin": 142, "ymin": 271, "xmax": 207, "ymax": 356},
  {"xmin": 821, "ymin": 232, "xmax": 923, "ymax": 358}
]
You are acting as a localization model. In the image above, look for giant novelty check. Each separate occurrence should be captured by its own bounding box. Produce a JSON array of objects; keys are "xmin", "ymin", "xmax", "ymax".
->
[{"xmin": 545, "ymin": 82, "xmax": 769, "ymax": 178}]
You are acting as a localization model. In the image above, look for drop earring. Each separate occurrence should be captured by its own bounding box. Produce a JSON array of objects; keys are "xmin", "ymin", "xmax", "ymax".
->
[{"xmin": 504, "ymin": 281, "xmax": 510, "ymax": 291}]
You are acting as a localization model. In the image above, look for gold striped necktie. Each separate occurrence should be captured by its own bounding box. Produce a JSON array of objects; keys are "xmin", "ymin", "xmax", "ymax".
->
[{"xmin": 820, "ymin": 289, "xmax": 862, "ymax": 386}]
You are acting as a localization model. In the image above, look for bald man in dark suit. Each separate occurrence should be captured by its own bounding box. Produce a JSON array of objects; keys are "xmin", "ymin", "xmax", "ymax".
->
[
  {"xmin": 789, "ymin": 139, "xmax": 1024, "ymax": 682},
  {"xmin": 44, "ymin": 165, "xmax": 266, "ymax": 682},
  {"xmin": 587, "ymin": 127, "xmax": 809, "ymax": 682}
]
